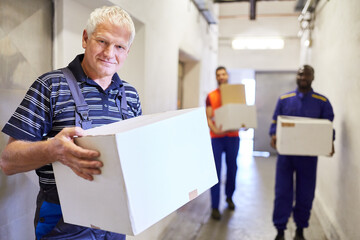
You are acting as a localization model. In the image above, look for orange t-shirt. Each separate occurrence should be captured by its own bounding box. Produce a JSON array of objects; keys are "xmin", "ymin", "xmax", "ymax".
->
[{"xmin": 206, "ymin": 89, "xmax": 239, "ymax": 138}]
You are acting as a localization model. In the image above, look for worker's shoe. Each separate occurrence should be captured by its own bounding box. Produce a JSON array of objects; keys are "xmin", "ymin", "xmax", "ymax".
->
[
  {"xmin": 293, "ymin": 228, "xmax": 306, "ymax": 240},
  {"xmin": 226, "ymin": 197, "xmax": 235, "ymax": 210},
  {"xmin": 275, "ymin": 234, "xmax": 285, "ymax": 240},
  {"xmin": 293, "ymin": 233, "xmax": 306, "ymax": 240},
  {"xmin": 211, "ymin": 208, "xmax": 221, "ymax": 220},
  {"xmin": 275, "ymin": 229, "xmax": 285, "ymax": 240}
]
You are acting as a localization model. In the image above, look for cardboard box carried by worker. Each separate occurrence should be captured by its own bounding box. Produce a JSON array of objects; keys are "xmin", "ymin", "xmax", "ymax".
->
[
  {"xmin": 53, "ymin": 107, "xmax": 218, "ymax": 236},
  {"xmin": 214, "ymin": 84, "xmax": 257, "ymax": 131},
  {"xmin": 276, "ymin": 115, "xmax": 333, "ymax": 156}
]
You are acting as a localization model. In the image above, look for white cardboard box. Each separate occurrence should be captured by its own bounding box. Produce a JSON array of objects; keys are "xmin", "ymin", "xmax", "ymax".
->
[
  {"xmin": 53, "ymin": 107, "xmax": 218, "ymax": 236},
  {"xmin": 276, "ymin": 115, "xmax": 333, "ymax": 156},
  {"xmin": 214, "ymin": 104, "xmax": 257, "ymax": 131}
]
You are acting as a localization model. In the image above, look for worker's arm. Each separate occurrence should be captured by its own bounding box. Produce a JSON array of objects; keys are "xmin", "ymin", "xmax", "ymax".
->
[
  {"xmin": 206, "ymin": 106, "xmax": 225, "ymax": 135},
  {"xmin": 0, "ymin": 127, "xmax": 102, "ymax": 181},
  {"xmin": 269, "ymin": 97, "xmax": 282, "ymax": 149}
]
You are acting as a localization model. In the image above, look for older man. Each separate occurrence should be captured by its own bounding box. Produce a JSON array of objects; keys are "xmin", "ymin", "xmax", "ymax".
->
[{"xmin": 1, "ymin": 6, "xmax": 141, "ymax": 240}]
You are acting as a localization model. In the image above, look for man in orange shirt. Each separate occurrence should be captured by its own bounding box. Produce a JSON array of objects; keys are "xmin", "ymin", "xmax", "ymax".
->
[{"xmin": 205, "ymin": 66, "xmax": 240, "ymax": 220}]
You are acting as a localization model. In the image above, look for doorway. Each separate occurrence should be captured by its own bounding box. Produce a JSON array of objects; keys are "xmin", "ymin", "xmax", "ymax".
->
[
  {"xmin": 253, "ymin": 71, "xmax": 296, "ymax": 155},
  {"xmin": 178, "ymin": 50, "xmax": 200, "ymax": 109}
]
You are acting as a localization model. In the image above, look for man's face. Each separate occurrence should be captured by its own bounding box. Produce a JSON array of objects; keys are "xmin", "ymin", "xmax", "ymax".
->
[
  {"xmin": 216, "ymin": 69, "xmax": 228, "ymax": 86},
  {"xmin": 82, "ymin": 22, "xmax": 131, "ymax": 79},
  {"xmin": 296, "ymin": 67, "xmax": 314, "ymax": 90}
]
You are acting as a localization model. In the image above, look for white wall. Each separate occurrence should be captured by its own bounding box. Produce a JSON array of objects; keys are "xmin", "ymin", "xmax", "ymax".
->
[
  {"xmin": 303, "ymin": 0, "xmax": 360, "ymax": 239},
  {"xmin": 0, "ymin": 1, "xmax": 53, "ymax": 239},
  {"xmin": 0, "ymin": 89, "xmax": 39, "ymax": 240}
]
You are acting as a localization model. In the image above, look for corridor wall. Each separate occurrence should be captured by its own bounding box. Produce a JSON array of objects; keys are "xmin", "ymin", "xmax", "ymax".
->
[{"xmin": 303, "ymin": 0, "xmax": 360, "ymax": 239}]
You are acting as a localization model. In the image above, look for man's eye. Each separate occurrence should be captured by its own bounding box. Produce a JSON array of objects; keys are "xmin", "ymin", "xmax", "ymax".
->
[{"xmin": 116, "ymin": 45, "xmax": 123, "ymax": 49}]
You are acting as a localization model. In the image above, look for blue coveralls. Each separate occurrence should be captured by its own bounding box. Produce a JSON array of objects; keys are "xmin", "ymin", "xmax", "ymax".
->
[{"xmin": 269, "ymin": 89, "xmax": 334, "ymax": 230}]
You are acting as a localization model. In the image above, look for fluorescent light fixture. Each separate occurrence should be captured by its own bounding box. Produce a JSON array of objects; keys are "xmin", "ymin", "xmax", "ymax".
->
[{"xmin": 232, "ymin": 37, "xmax": 285, "ymax": 50}]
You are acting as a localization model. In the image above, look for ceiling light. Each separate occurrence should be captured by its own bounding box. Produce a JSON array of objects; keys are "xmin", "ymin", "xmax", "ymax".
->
[{"xmin": 232, "ymin": 37, "xmax": 285, "ymax": 50}]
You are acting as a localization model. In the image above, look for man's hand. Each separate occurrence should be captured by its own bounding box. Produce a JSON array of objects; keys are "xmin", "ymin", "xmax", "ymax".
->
[
  {"xmin": 49, "ymin": 127, "xmax": 102, "ymax": 181},
  {"xmin": 206, "ymin": 106, "xmax": 226, "ymax": 135},
  {"xmin": 270, "ymin": 135, "xmax": 277, "ymax": 149},
  {"xmin": 330, "ymin": 142, "xmax": 335, "ymax": 157},
  {"xmin": 213, "ymin": 124, "xmax": 226, "ymax": 135},
  {"xmin": 1, "ymin": 127, "xmax": 102, "ymax": 180}
]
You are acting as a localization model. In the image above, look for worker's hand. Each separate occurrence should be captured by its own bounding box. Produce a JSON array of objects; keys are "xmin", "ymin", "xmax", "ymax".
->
[
  {"xmin": 270, "ymin": 135, "xmax": 277, "ymax": 149},
  {"xmin": 330, "ymin": 142, "xmax": 335, "ymax": 157},
  {"xmin": 213, "ymin": 124, "xmax": 225, "ymax": 135},
  {"xmin": 49, "ymin": 127, "xmax": 102, "ymax": 181}
]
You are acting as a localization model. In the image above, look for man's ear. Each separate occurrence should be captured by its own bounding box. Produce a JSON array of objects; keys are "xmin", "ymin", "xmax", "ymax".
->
[{"xmin": 82, "ymin": 30, "xmax": 88, "ymax": 49}]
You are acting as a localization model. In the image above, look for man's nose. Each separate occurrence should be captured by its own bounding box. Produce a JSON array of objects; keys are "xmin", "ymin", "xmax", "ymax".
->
[{"xmin": 104, "ymin": 45, "xmax": 115, "ymax": 58}]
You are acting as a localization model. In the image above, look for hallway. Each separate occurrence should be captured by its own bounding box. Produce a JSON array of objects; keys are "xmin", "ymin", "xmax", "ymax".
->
[{"xmin": 160, "ymin": 140, "xmax": 327, "ymax": 240}]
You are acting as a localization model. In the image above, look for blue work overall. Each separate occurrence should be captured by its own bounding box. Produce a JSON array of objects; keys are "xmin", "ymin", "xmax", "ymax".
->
[
  {"xmin": 34, "ymin": 68, "xmax": 128, "ymax": 240},
  {"xmin": 269, "ymin": 89, "xmax": 334, "ymax": 230}
]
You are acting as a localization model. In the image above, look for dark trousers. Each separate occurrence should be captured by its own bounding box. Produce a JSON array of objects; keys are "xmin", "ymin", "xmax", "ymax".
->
[
  {"xmin": 210, "ymin": 136, "xmax": 240, "ymax": 209},
  {"xmin": 273, "ymin": 155, "xmax": 318, "ymax": 230}
]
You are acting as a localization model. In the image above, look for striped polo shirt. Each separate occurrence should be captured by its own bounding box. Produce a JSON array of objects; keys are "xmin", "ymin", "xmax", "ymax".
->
[{"xmin": 2, "ymin": 54, "xmax": 142, "ymax": 187}]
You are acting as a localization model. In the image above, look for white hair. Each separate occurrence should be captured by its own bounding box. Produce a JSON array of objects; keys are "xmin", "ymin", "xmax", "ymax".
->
[{"xmin": 85, "ymin": 6, "xmax": 135, "ymax": 45}]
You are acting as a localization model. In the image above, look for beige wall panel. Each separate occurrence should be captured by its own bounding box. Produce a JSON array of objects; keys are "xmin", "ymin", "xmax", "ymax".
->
[{"xmin": 0, "ymin": 0, "xmax": 53, "ymax": 239}]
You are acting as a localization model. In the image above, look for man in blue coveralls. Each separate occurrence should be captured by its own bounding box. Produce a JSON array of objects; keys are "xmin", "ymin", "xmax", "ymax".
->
[{"xmin": 269, "ymin": 65, "xmax": 335, "ymax": 240}]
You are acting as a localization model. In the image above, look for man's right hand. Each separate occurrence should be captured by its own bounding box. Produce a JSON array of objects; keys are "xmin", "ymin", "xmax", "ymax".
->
[
  {"xmin": 0, "ymin": 127, "xmax": 102, "ymax": 181},
  {"xmin": 49, "ymin": 127, "xmax": 102, "ymax": 181}
]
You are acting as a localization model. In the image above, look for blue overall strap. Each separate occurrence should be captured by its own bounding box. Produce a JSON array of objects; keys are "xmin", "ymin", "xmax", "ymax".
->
[
  {"xmin": 115, "ymin": 84, "xmax": 128, "ymax": 120},
  {"xmin": 61, "ymin": 67, "xmax": 92, "ymax": 129}
]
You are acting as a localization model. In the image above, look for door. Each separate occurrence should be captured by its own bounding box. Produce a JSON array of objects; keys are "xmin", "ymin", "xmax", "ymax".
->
[{"xmin": 254, "ymin": 71, "xmax": 296, "ymax": 154}]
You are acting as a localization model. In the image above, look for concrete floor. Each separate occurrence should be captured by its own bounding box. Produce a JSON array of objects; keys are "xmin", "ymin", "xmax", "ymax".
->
[{"xmin": 160, "ymin": 140, "xmax": 327, "ymax": 240}]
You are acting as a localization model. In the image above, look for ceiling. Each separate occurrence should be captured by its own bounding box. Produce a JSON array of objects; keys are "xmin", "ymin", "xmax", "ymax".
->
[
  {"xmin": 215, "ymin": 0, "xmax": 305, "ymax": 19},
  {"xmin": 215, "ymin": 0, "xmax": 295, "ymax": 2},
  {"xmin": 218, "ymin": 0, "xmax": 301, "ymax": 47},
  {"xmin": 192, "ymin": 0, "xmax": 309, "ymax": 25}
]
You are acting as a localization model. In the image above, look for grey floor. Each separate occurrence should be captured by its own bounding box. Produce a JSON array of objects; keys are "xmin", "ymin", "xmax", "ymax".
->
[{"xmin": 160, "ymin": 140, "xmax": 327, "ymax": 240}]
